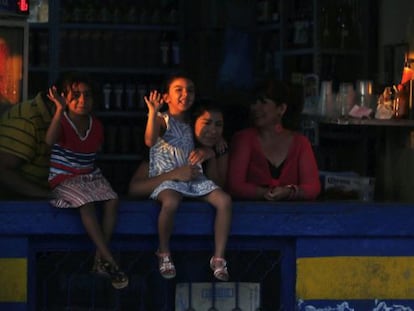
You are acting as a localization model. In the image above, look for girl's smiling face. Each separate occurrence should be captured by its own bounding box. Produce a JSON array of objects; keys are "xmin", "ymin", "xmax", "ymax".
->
[
  {"xmin": 67, "ymin": 82, "xmax": 93, "ymax": 116},
  {"xmin": 194, "ymin": 110, "xmax": 224, "ymax": 147},
  {"xmin": 164, "ymin": 77, "xmax": 195, "ymax": 115}
]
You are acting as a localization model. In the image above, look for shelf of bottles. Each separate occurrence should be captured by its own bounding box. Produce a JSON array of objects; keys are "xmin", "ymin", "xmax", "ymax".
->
[
  {"xmin": 318, "ymin": 0, "xmax": 367, "ymax": 82},
  {"xmin": 255, "ymin": 0, "xmax": 281, "ymax": 78},
  {"xmin": 59, "ymin": 5, "xmax": 178, "ymax": 70},
  {"xmin": 27, "ymin": 0, "xmax": 182, "ymax": 95},
  {"xmin": 255, "ymin": 0, "xmax": 370, "ymax": 82},
  {"xmin": 92, "ymin": 77, "xmax": 156, "ymax": 159},
  {"xmin": 282, "ymin": 0, "xmax": 315, "ymax": 82},
  {"xmin": 255, "ymin": 0, "xmax": 315, "ymax": 80},
  {"xmin": 58, "ymin": 0, "xmax": 181, "ymax": 70},
  {"xmin": 318, "ymin": 0, "xmax": 362, "ymax": 52}
]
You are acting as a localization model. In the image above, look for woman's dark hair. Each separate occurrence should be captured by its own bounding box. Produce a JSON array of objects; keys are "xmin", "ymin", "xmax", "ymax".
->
[
  {"xmin": 253, "ymin": 78, "xmax": 304, "ymax": 130},
  {"xmin": 254, "ymin": 78, "xmax": 290, "ymax": 107},
  {"xmin": 191, "ymin": 99, "xmax": 223, "ymax": 123},
  {"xmin": 190, "ymin": 99, "xmax": 226, "ymax": 143}
]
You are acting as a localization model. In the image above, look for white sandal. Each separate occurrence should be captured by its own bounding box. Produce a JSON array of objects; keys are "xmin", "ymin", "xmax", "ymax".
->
[
  {"xmin": 210, "ymin": 256, "xmax": 229, "ymax": 281},
  {"xmin": 156, "ymin": 251, "xmax": 176, "ymax": 279}
]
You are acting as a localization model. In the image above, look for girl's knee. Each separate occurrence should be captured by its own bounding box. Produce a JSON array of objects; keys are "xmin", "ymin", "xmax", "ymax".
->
[
  {"xmin": 159, "ymin": 191, "xmax": 181, "ymax": 211},
  {"xmin": 81, "ymin": 202, "xmax": 95, "ymax": 210},
  {"xmin": 105, "ymin": 198, "xmax": 118, "ymax": 208},
  {"xmin": 163, "ymin": 201, "xmax": 180, "ymax": 212},
  {"xmin": 160, "ymin": 197, "xmax": 181, "ymax": 212},
  {"xmin": 215, "ymin": 192, "xmax": 232, "ymax": 211}
]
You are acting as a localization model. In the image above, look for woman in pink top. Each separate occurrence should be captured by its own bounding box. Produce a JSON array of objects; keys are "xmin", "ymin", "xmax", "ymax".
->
[{"xmin": 227, "ymin": 79, "xmax": 320, "ymax": 201}]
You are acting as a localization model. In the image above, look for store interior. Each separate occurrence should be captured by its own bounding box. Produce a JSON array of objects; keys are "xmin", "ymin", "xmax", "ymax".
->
[{"xmin": 2, "ymin": 0, "xmax": 414, "ymax": 200}]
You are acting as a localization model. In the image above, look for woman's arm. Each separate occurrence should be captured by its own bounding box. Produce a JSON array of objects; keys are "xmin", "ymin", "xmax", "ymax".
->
[
  {"xmin": 296, "ymin": 136, "xmax": 321, "ymax": 200},
  {"xmin": 203, "ymin": 153, "xmax": 228, "ymax": 188},
  {"xmin": 188, "ymin": 142, "xmax": 229, "ymax": 188},
  {"xmin": 267, "ymin": 136, "xmax": 321, "ymax": 201},
  {"xmin": 227, "ymin": 131, "xmax": 266, "ymax": 199}
]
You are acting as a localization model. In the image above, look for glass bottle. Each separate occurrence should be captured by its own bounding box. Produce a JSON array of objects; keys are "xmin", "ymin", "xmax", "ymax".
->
[
  {"xmin": 160, "ymin": 33, "xmax": 170, "ymax": 66},
  {"xmin": 336, "ymin": 4, "xmax": 352, "ymax": 49},
  {"xmin": 320, "ymin": 4, "xmax": 333, "ymax": 48},
  {"xmin": 37, "ymin": 0, "xmax": 49, "ymax": 23},
  {"xmin": 102, "ymin": 83, "xmax": 112, "ymax": 111},
  {"xmin": 257, "ymin": 0, "xmax": 269, "ymax": 23},
  {"xmin": 394, "ymin": 87, "xmax": 408, "ymax": 119}
]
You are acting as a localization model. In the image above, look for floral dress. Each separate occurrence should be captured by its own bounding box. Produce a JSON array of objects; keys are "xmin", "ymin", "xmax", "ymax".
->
[{"xmin": 149, "ymin": 112, "xmax": 218, "ymax": 199}]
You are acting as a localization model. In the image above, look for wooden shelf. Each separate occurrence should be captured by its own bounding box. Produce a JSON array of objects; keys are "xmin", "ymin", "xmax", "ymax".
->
[{"xmin": 303, "ymin": 113, "xmax": 414, "ymax": 127}]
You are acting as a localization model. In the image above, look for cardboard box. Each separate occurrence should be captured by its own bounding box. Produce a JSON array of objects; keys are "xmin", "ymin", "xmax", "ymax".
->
[
  {"xmin": 321, "ymin": 171, "xmax": 375, "ymax": 201},
  {"xmin": 175, "ymin": 282, "xmax": 261, "ymax": 311}
]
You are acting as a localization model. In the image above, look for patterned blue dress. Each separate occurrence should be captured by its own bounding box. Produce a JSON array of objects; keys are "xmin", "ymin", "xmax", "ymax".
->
[{"xmin": 148, "ymin": 112, "xmax": 218, "ymax": 199}]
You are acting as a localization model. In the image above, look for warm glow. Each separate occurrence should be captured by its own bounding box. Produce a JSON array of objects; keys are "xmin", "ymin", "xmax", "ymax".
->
[
  {"xmin": 0, "ymin": 38, "xmax": 22, "ymax": 104},
  {"xmin": 0, "ymin": 38, "xmax": 9, "ymax": 103},
  {"xmin": 401, "ymin": 66, "xmax": 414, "ymax": 85}
]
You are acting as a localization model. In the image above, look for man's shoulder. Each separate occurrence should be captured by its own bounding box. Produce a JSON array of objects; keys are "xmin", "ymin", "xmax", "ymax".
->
[{"xmin": 2, "ymin": 93, "xmax": 46, "ymax": 119}]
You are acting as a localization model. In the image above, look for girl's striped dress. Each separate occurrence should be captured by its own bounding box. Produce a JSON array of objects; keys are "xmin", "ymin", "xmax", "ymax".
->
[{"xmin": 49, "ymin": 112, "xmax": 117, "ymax": 208}]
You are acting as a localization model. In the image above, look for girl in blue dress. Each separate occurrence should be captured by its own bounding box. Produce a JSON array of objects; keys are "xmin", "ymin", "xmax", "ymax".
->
[{"xmin": 144, "ymin": 74, "xmax": 232, "ymax": 281}]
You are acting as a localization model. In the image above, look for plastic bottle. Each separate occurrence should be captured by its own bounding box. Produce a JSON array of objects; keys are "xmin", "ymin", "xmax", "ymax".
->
[{"xmin": 38, "ymin": 0, "xmax": 49, "ymax": 23}]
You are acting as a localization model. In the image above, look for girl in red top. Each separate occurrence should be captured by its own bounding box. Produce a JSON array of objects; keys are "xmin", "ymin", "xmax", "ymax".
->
[
  {"xmin": 46, "ymin": 74, "xmax": 128, "ymax": 289},
  {"xmin": 227, "ymin": 79, "xmax": 321, "ymax": 201}
]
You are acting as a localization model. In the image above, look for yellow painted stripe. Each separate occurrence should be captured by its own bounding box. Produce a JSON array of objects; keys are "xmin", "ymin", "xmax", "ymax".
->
[
  {"xmin": 0, "ymin": 258, "xmax": 27, "ymax": 302},
  {"xmin": 297, "ymin": 256, "xmax": 414, "ymax": 300}
]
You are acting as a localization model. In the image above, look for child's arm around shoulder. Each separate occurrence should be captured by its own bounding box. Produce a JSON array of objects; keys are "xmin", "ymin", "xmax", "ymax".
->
[
  {"xmin": 45, "ymin": 86, "xmax": 65, "ymax": 146},
  {"xmin": 144, "ymin": 90, "xmax": 165, "ymax": 147}
]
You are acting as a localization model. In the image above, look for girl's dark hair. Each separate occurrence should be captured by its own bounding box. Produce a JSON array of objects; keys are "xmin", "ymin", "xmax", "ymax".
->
[
  {"xmin": 254, "ymin": 78, "xmax": 303, "ymax": 130},
  {"xmin": 162, "ymin": 72, "xmax": 194, "ymax": 93},
  {"xmin": 54, "ymin": 72, "xmax": 96, "ymax": 97}
]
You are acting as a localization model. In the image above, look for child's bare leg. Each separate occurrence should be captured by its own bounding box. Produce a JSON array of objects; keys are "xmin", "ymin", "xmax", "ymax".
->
[
  {"xmin": 204, "ymin": 189, "xmax": 232, "ymax": 258},
  {"xmin": 79, "ymin": 202, "xmax": 115, "ymax": 264},
  {"xmin": 157, "ymin": 190, "xmax": 181, "ymax": 253},
  {"xmin": 95, "ymin": 198, "xmax": 119, "ymax": 260},
  {"xmin": 102, "ymin": 198, "xmax": 119, "ymax": 241}
]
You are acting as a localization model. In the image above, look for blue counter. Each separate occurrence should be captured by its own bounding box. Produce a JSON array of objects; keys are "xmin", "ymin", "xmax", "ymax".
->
[{"xmin": 1, "ymin": 200, "xmax": 414, "ymax": 310}]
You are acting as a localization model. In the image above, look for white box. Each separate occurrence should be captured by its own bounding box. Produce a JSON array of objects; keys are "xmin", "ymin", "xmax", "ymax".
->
[
  {"xmin": 175, "ymin": 282, "xmax": 261, "ymax": 311},
  {"xmin": 322, "ymin": 171, "xmax": 375, "ymax": 201}
]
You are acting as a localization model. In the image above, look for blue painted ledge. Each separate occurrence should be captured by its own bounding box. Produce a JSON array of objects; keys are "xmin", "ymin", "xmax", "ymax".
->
[
  {"xmin": 1, "ymin": 200, "xmax": 414, "ymax": 237},
  {"xmin": 2, "ymin": 200, "xmax": 414, "ymax": 311}
]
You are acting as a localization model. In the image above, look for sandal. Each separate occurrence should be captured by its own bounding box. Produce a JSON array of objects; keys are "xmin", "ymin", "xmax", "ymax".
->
[
  {"xmin": 98, "ymin": 260, "xmax": 129, "ymax": 289},
  {"xmin": 91, "ymin": 257, "xmax": 109, "ymax": 277},
  {"xmin": 210, "ymin": 256, "xmax": 229, "ymax": 281},
  {"xmin": 156, "ymin": 251, "xmax": 176, "ymax": 279}
]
